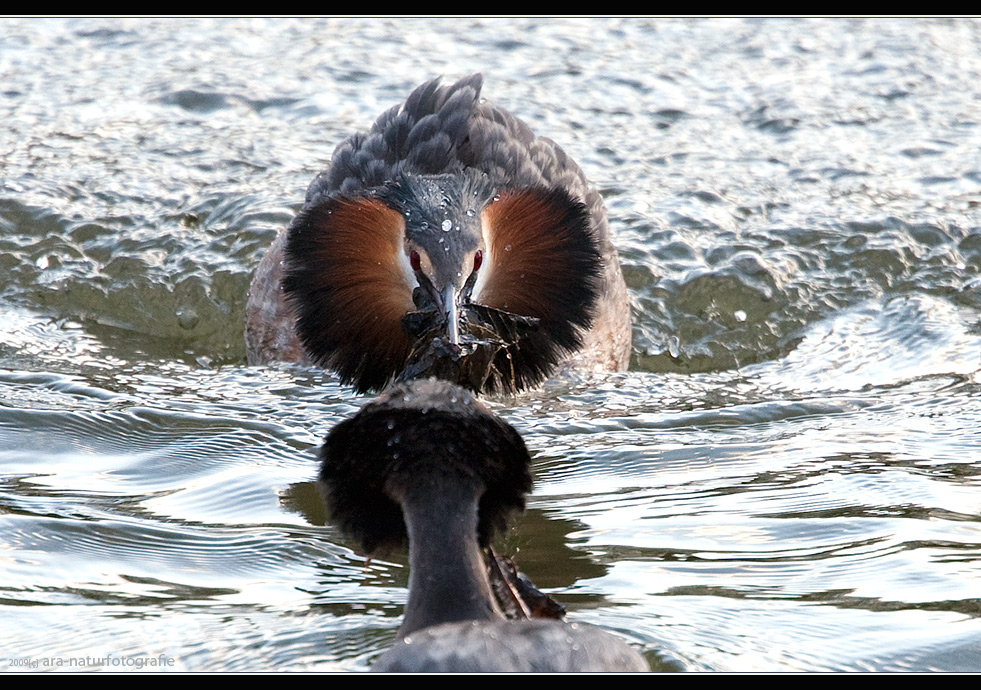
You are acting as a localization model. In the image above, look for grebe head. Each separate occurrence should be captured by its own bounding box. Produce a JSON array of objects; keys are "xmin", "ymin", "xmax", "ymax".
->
[
  {"xmin": 319, "ymin": 377, "xmax": 531, "ymax": 558},
  {"xmin": 319, "ymin": 378, "xmax": 648, "ymax": 672},
  {"xmin": 281, "ymin": 76, "xmax": 605, "ymax": 394},
  {"xmin": 319, "ymin": 378, "xmax": 531, "ymax": 634}
]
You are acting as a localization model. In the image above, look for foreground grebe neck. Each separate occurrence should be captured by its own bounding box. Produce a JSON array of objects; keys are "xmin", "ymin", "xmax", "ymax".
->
[
  {"xmin": 319, "ymin": 379, "xmax": 648, "ymax": 672},
  {"xmin": 320, "ymin": 378, "xmax": 529, "ymax": 634},
  {"xmin": 246, "ymin": 74, "xmax": 631, "ymax": 394}
]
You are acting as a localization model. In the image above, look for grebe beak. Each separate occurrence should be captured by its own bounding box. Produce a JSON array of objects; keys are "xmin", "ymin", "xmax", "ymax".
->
[
  {"xmin": 403, "ymin": 236, "xmax": 478, "ymax": 352},
  {"xmin": 442, "ymin": 283, "xmax": 461, "ymax": 345}
]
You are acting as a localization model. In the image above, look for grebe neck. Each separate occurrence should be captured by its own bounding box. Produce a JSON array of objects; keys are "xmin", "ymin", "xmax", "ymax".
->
[{"xmin": 397, "ymin": 475, "xmax": 502, "ymax": 636}]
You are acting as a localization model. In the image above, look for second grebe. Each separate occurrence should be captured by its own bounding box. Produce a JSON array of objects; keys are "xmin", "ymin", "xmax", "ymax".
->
[
  {"xmin": 319, "ymin": 378, "xmax": 649, "ymax": 672},
  {"xmin": 246, "ymin": 75, "xmax": 631, "ymax": 393}
]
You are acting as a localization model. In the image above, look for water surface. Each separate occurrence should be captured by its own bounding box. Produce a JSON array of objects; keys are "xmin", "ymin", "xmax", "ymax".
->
[{"xmin": 1, "ymin": 18, "xmax": 980, "ymax": 672}]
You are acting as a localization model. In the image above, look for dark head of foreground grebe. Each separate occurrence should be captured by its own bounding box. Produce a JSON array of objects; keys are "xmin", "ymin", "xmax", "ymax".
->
[
  {"xmin": 245, "ymin": 74, "xmax": 631, "ymax": 394},
  {"xmin": 319, "ymin": 378, "xmax": 649, "ymax": 672}
]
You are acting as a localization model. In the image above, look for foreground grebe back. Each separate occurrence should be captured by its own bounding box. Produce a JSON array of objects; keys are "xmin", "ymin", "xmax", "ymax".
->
[
  {"xmin": 246, "ymin": 74, "xmax": 631, "ymax": 393},
  {"xmin": 320, "ymin": 378, "xmax": 649, "ymax": 672}
]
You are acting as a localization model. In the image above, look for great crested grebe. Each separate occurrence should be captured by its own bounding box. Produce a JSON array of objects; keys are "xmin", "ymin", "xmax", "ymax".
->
[
  {"xmin": 320, "ymin": 378, "xmax": 649, "ymax": 673},
  {"xmin": 245, "ymin": 74, "xmax": 631, "ymax": 393}
]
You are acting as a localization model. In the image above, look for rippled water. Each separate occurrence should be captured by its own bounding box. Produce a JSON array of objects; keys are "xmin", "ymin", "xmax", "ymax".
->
[{"xmin": 2, "ymin": 18, "xmax": 980, "ymax": 672}]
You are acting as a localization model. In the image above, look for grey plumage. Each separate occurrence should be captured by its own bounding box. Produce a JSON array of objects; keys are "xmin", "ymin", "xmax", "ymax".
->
[
  {"xmin": 373, "ymin": 619, "xmax": 649, "ymax": 673},
  {"xmin": 312, "ymin": 75, "xmax": 595, "ymax": 208}
]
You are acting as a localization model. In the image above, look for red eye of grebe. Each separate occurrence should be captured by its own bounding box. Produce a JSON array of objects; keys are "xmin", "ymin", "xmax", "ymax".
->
[
  {"xmin": 473, "ymin": 250, "xmax": 483, "ymax": 272},
  {"xmin": 410, "ymin": 250, "xmax": 421, "ymax": 271}
]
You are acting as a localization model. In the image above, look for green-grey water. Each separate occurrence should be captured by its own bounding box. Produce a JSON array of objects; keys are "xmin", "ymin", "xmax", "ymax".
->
[{"xmin": 1, "ymin": 18, "xmax": 980, "ymax": 672}]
